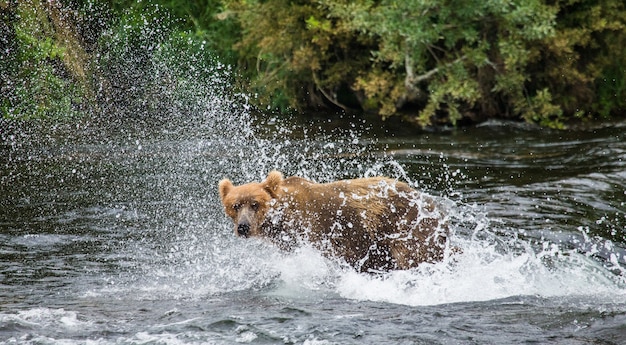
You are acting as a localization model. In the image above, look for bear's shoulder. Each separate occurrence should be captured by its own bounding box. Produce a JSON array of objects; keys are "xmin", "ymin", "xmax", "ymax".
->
[
  {"xmin": 276, "ymin": 176, "xmax": 314, "ymax": 197},
  {"xmin": 282, "ymin": 176, "xmax": 313, "ymax": 187}
]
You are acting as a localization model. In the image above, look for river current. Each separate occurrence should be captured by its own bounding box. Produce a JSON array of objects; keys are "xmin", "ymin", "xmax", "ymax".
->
[{"xmin": 2, "ymin": 76, "xmax": 626, "ymax": 343}]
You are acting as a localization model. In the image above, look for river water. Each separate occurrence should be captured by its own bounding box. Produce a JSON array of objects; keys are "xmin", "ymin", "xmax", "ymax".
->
[{"xmin": 2, "ymin": 79, "xmax": 626, "ymax": 344}]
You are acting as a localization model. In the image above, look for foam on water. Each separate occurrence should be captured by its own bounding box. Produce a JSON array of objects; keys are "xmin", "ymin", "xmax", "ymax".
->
[
  {"xmin": 243, "ymin": 195, "xmax": 626, "ymax": 307},
  {"xmin": 335, "ymin": 242, "xmax": 626, "ymax": 306},
  {"xmin": 0, "ymin": 308, "xmax": 89, "ymax": 330},
  {"xmin": 0, "ymin": 308, "xmax": 93, "ymax": 344}
]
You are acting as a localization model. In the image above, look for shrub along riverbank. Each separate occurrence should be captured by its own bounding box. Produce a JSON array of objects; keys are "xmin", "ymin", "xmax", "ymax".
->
[{"xmin": 1, "ymin": 0, "xmax": 625, "ymax": 129}]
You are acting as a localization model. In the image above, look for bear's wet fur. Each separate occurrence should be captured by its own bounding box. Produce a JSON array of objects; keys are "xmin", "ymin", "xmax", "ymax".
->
[{"xmin": 218, "ymin": 171, "xmax": 448, "ymax": 272}]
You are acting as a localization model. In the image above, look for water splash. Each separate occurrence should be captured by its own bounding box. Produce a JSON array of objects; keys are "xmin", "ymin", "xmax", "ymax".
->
[
  {"xmin": 336, "ymin": 241, "xmax": 626, "ymax": 306},
  {"xmin": 86, "ymin": 44, "xmax": 626, "ymax": 306}
]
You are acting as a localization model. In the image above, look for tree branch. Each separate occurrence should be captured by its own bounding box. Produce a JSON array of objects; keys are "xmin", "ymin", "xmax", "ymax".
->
[
  {"xmin": 405, "ymin": 53, "xmax": 467, "ymax": 86},
  {"xmin": 312, "ymin": 71, "xmax": 352, "ymax": 112},
  {"xmin": 397, "ymin": 50, "xmax": 467, "ymax": 109}
]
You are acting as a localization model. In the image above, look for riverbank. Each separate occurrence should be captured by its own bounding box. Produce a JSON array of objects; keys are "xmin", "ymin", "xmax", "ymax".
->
[{"xmin": 2, "ymin": 1, "xmax": 625, "ymax": 129}]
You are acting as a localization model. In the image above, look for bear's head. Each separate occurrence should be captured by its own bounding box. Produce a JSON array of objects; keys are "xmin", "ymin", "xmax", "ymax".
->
[{"xmin": 218, "ymin": 171, "xmax": 283, "ymax": 238}]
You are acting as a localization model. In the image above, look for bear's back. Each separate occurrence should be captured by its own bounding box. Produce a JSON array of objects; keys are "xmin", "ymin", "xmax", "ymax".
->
[{"xmin": 269, "ymin": 175, "xmax": 446, "ymax": 271}]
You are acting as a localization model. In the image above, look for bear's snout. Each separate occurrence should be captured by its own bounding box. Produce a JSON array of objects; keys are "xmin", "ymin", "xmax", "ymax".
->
[
  {"xmin": 237, "ymin": 222, "xmax": 250, "ymax": 237},
  {"xmin": 235, "ymin": 208, "xmax": 255, "ymax": 237}
]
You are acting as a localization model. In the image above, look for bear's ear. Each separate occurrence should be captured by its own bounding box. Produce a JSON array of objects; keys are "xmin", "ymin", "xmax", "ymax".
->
[
  {"xmin": 218, "ymin": 178, "xmax": 233, "ymax": 201},
  {"xmin": 263, "ymin": 170, "xmax": 283, "ymax": 198}
]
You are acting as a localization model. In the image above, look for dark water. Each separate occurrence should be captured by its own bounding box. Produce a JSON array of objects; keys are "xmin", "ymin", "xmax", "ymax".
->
[{"xmin": 1, "ymin": 111, "xmax": 626, "ymax": 344}]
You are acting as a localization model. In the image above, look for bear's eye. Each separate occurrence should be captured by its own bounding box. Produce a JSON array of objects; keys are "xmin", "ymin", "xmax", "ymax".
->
[
  {"xmin": 233, "ymin": 203, "xmax": 242, "ymax": 211},
  {"xmin": 250, "ymin": 202, "xmax": 259, "ymax": 211}
]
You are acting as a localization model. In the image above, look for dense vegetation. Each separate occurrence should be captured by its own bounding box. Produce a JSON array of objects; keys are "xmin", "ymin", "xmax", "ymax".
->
[{"xmin": 1, "ymin": 0, "xmax": 625, "ymax": 128}]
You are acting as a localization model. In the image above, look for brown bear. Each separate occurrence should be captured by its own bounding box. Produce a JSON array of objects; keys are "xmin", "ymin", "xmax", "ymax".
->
[{"xmin": 218, "ymin": 171, "xmax": 449, "ymax": 272}]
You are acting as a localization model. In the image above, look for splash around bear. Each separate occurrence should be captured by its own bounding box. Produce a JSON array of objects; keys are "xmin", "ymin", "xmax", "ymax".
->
[{"xmin": 218, "ymin": 171, "xmax": 449, "ymax": 272}]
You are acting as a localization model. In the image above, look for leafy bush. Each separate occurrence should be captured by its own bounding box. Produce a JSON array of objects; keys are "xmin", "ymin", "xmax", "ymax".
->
[
  {"xmin": 1, "ymin": 0, "xmax": 86, "ymax": 119},
  {"xmin": 3, "ymin": 0, "xmax": 625, "ymax": 127},
  {"xmin": 539, "ymin": 0, "xmax": 626, "ymax": 124},
  {"xmin": 1, "ymin": 0, "xmax": 238, "ymax": 121},
  {"xmin": 224, "ymin": 0, "xmax": 626, "ymax": 128}
]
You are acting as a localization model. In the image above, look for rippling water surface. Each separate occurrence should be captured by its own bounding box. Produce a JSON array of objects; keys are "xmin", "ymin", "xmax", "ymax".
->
[
  {"xmin": 2, "ymin": 59, "xmax": 626, "ymax": 345},
  {"xmin": 2, "ymin": 110, "xmax": 626, "ymax": 344}
]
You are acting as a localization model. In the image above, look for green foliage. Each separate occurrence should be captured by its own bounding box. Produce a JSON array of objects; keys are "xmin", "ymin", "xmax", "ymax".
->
[
  {"xmin": 162, "ymin": 0, "xmax": 240, "ymax": 63},
  {"xmin": 1, "ymin": 0, "xmax": 85, "ymax": 119},
  {"xmin": 103, "ymin": 0, "xmax": 240, "ymax": 65},
  {"xmin": 541, "ymin": 0, "xmax": 626, "ymax": 123},
  {"xmin": 1, "ymin": 0, "xmax": 239, "ymax": 120},
  {"xmin": 319, "ymin": 0, "xmax": 560, "ymax": 126},
  {"xmin": 223, "ymin": 0, "xmax": 626, "ymax": 128},
  {"xmin": 222, "ymin": 0, "xmax": 376, "ymax": 112},
  {"xmin": 3, "ymin": 0, "xmax": 625, "ymax": 127}
]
